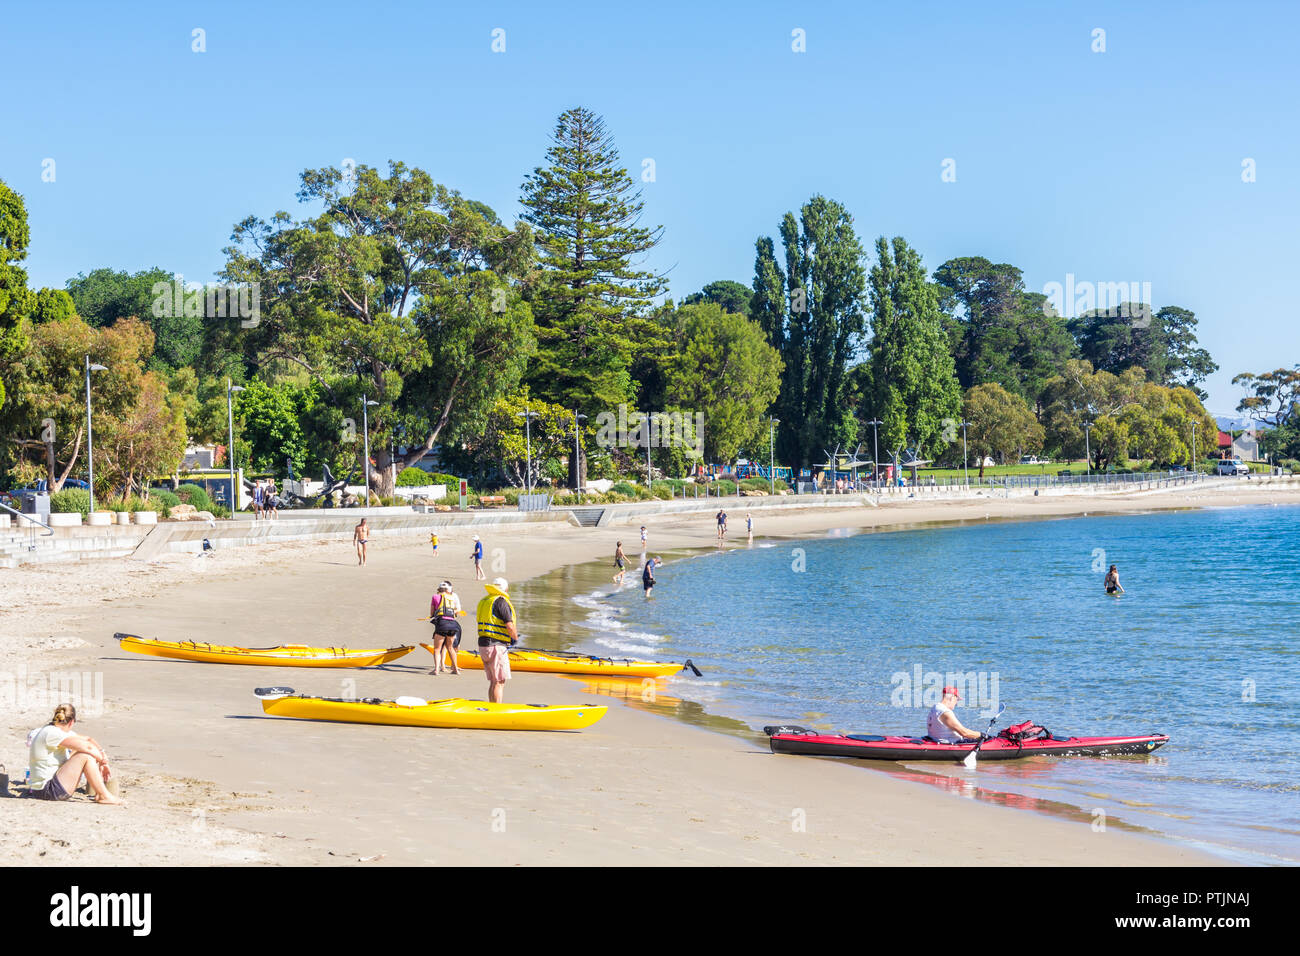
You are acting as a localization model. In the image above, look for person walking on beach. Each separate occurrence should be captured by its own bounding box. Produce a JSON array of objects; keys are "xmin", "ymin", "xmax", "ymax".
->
[
  {"xmin": 429, "ymin": 580, "xmax": 463, "ymax": 675},
  {"xmin": 746, "ymin": 511, "xmax": 753, "ymax": 541},
  {"xmin": 640, "ymin": 525, "xmax": 648, "ymax": 549},
  {"xmin": 1104, "ymin": 564, "xmax": 1124, "ymax": 594},
  {"xmin": 716, "ymin": 509, "xmax": 727, "ymax": 540},
  {"xmin": 253, "ymin": 480, "xmax": 264, "ymax": 520},
  {"xmin": 642, "ymin": 556, "xmax": 657, "ymax": 597},
  {"xmin": 613, "ymin": 541, "xmax": 627, "ymax": 584},
  {"xmin": 21, "ymin": 704, "xmax": 121, "ymax": 804},
  {"xmin": 265, "ymin": 480, "xmax": 278, "ymax": 519},
  {"xmin": 476, "ymin": 577, "xmax": 517, "ymax": 703},
  {"xmin": 430, "ymin": 531, "xmax": 439, "ymax": 555},
  {"xmin": 471, "ymin": 535, "xmax": 485, "ymax": 580},
  {"xmin": 927, "ymin": 687, "xmax": 982, "ymax": 743},
  {"xmin": 353, "ymin": 517, "xmax": 369, "ymax": 566}
]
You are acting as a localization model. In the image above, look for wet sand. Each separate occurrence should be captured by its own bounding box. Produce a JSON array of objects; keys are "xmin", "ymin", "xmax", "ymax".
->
[{"xmin": 6, "ymin": 482, "xmax": 1293, "ymax": 865}]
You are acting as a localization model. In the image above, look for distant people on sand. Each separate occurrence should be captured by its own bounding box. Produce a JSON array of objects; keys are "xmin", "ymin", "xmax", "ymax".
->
[
  {"xmin": 430, "ymin": 531, "xmax": 439, "ymax": 555},
  {"xmin": 429, "ymin": 580, "xmax": 463, "ymax": 675},
  {"xmin": 613, "ymin": 541, "xmax": 627, "ymax": 584},
  {"xmin": 1105, "ymin": 564, "xmax": 1124, "ymax": 595},
  {"xmin": 716, "ymin": 509, "xmax": 727, "ymax": 540},
  {"xmin": 353, "ymin": 517, "xmax": 369, "ymax": 565},
  {"xmin": 746, "ymin": 512, "xmax": 753, "ymax": 540},
  {"xmin": 640, "ymin": 525, "xmax": 648, "ymax": 549},
  {"xmin": 471, "ymin": 535, "xmax": 485, "ymax": 580},
  {"xmin": 22, "ymin": 704, "xmax": 121, "ymax": 804},
  {"xmin": 476, "ymin": 577, "xmax": 517, "ymax": 703}
]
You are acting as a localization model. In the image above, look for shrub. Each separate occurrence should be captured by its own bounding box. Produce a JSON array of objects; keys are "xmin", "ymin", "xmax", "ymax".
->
[
  {"xmin": 149, "ymin": 489, "xmax": 180, "ymax": 518},
  {"xmin": 1281, "ymin": 459, "xmax": 1300, "ymax": 474},
  {"xmin": 651, "ymin": 481, "xmax": 675, "ymax": 500},
  {"xmin": 50, "ymin": 488, "xmax": 91, "ymax": 515},
  {"xmin": 715, "ymin": 480, "xmax": 737, "ymax": 495},
  {"xmin": 177, "ymin": 483, "xmax": 213, "ymax": 512},
  {"xmin": 396, "ymin": 467, "xmax": 430, "ymax": 487},
  {"xmin": 610, "ymin": 481, "xmax": 638, "ymax": 497}
]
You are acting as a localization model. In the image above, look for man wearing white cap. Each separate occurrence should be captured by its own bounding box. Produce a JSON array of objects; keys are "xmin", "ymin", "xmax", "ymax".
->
[
  {"xmin": 471, "ymin": 534, "xmax": 484, "ymax": 580},
  {"xmin": 476, "ymin": 577, "xmax": 517, "ymax": 702}
]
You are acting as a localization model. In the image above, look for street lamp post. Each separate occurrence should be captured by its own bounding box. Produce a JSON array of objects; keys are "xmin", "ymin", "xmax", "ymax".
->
[
  {"xmin": 1191, "ymin": 420, "xmax": 1199, "ymax": 480},
  {"xmin": 866, "ymin": 418, "xmax": 882, "ymax": 489},
  {"xmin": 1082, "ymin": 421, "xmax": 1094, "ymax": 477},
  {"xmin": 226, "ymin": 380, "xmax": 245, "ymax": 513},
  {"xmin": 960, "ymin": 420, "xmax": 971, "ymax": 487},
  {"xmin": 516, "ymin": 406, "xmax": 539, "ymax": 496},
  {"xmin": 769, "ymin": 417, "xmax": 781, "ymax": 495},
  {"xmin": 573, "ymin": 410, "xmax": 587, "ymax": 503},
  {"xmin": 84, "ymin": 356, "xmax": 108, "ymax": 514},
  {"xmin": 362, "ymin": 395, "xmax": 379, "ymax": 506},
  {"xmin": 644, "ymin": 412, "xmax": 653, "ymax": 489}
]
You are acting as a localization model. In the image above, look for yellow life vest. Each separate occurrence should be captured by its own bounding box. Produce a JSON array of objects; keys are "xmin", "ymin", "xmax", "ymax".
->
[{"xmin": 476, "ymin": 590, "xmax": 515, "ymax": 644}]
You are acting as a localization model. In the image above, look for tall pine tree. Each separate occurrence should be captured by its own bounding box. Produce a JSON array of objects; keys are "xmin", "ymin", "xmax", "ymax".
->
[{"xmin": 520, "ymin": 107, "xmax": 665, "ymax": 413}]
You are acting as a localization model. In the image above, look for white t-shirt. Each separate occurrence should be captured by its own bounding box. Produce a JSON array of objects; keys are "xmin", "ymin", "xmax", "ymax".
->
[
  {"xmin": 927, "ymin": 704, "xmax": 963, "ymax": 743},
  {"xmin": 28, "ymin": 725, "xmax": 71, "ymax": 789}
]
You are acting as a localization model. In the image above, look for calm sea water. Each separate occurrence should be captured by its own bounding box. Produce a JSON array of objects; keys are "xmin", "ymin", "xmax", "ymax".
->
[{"xmin": 521, "ymin": 504, "xmax": 1300, "ymax": 864}]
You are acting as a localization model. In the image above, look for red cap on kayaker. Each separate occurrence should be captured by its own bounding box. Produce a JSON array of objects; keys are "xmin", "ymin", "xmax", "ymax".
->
[{"xmin": 942, "ymin": 686, "xmax": 961, "ymax": 699}]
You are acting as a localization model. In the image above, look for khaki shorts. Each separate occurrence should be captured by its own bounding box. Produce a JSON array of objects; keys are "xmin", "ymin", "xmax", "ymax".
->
[{"xmin": 480, "ymin": 643, "xmax": 512, "ymax": 682}]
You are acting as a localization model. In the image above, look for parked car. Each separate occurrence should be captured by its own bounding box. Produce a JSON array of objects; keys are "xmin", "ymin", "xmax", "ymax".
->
[{"xmin": 1215, "ymin": 459, "xmax": 1250, "ymax": 476}]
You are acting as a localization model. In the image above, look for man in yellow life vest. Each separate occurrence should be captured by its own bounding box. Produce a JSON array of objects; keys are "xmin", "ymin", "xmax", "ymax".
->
[{"xmin": 476, "ymin": 577, "xmax": 517, "ymax": 703}]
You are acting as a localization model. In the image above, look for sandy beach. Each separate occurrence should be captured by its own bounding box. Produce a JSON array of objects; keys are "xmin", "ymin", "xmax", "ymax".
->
[{"xmin": 5, "ymin": 481, "xmax": 1296, "ymax": 866}]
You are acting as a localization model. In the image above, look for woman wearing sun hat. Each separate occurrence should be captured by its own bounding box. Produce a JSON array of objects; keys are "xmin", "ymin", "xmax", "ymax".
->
[{"xmin": 428, "ymin": 581, "xmax": 464, "ymax": 675}]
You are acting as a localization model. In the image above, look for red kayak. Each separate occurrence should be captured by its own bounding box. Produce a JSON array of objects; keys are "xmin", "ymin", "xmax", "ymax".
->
[{"xmin": 764, "ymin": 722, "xmax": 1169, "ymax": 762}]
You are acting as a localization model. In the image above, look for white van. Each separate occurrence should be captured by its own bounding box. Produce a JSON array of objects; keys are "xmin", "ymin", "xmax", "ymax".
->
[{"xmin": 1215, "ymin": 459, "xmax": 1250, "ymax": 476}]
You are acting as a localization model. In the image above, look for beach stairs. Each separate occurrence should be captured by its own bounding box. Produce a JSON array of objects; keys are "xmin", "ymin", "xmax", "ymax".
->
[
  {"xmin": 0, "ymin": 528, "xmax": 143, "ymax": 568},
  {"xmin": 563, "ymin": 506, "xmax": 607, "ymax": 528}
]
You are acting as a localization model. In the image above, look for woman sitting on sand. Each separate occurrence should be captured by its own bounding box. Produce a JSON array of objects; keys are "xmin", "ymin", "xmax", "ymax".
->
[{"xmin": 22, "ymin": 704, "xmax": 121, "ymax": 804}]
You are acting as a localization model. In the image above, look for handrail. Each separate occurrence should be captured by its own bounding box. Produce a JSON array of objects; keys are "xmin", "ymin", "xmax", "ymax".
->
[{"xmin": 0, "ymin": 500, "xmax": 54, "ymax": 535}]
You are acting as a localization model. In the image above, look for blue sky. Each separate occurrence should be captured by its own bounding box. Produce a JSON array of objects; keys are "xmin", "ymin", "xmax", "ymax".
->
[{"xmin": 3, "ymin": 0, "xmax": 1297, "ymax": 415}]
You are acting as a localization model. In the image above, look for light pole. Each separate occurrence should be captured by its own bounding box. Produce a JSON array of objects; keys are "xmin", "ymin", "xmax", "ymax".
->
[
  {"xmin": 644, "ymin": 411, "xmax": 654, "ymax": 488},
  {"xmin": 960, "ymin": 420, "xmax": 971, "ymax": 487},
  {"xmin": 769, "ymin": 417, "xmax": 781, "ymax": 494},
  {"xmin": 516, "ymin": 406, "xmax": 539, "ymax": 495},
  {"xmin": 81, "ymin": 356, "xmax": 107, "ymax": 515},
  {"xmin": 573, "ymin": 410, "xmax": 587, "ymax": 502},
  {"xmin": 362, "ymin": 395, "xmax": 379, "ymax": 506},
  {"xmin": 866, "ymin": 418, "xmax": 882, "ymax": 488},
  {"xmin": 84, "ymin": 356, "xmax": 108, "ymax": 514},
  {"xmin": 226, "ymin": 380, "xmax": 245, "ymax": 513},
  {"xmin": 1082, "ymin": 421, "xmax": 1094, "ymax": 477},
  {"xmin": 1191, "ymin": 420, "xmax": 1199, "ymax": 479}
]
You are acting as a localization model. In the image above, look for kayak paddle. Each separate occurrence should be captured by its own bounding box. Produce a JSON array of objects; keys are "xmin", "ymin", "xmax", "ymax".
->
[{"xmin": 962, "ymin": 702, "xmax": 1007, "ymax": 769}]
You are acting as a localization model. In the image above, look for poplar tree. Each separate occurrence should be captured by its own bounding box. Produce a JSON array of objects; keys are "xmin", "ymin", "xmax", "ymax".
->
[
  {"xmin": 750, "ymin": 196, "xmax": 867, "ymax": 468},
  {"xmin": 865, "ymin": 237, "xmax": 962, "ymax": 459}
]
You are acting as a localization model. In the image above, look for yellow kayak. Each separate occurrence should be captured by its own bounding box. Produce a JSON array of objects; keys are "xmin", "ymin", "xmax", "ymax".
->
[
  {"xmin": 420, "ymin": 644, "xmax": 691, "ymax": 679},
  {"xmin": 118, "ymin": 633, "xmax": 413, "ymax": 668},
  {"xmin": 255, "ymin": 687, "xmax": 607, "ymax": 731}
]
